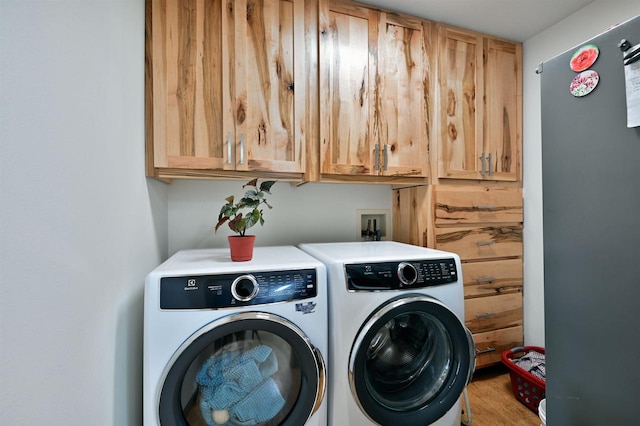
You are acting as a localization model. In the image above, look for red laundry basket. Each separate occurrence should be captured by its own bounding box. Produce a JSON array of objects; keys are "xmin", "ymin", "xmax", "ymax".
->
[{"xmin": 501, "ymin": 346, "xmax": 546, "ymax": 414}]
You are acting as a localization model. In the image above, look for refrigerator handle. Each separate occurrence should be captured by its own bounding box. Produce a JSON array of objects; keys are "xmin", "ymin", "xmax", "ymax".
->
[
  {"xmin": 488, "ymin": 152, "xmax": 493, "ymax": 176},
  {"xmin": 480, "ymin": 152, "xmax": 486, "ymax": 175}
]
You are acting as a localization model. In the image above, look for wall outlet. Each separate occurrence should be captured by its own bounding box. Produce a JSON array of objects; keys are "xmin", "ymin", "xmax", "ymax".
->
[{"xmin": 356, "ymin": 209, "xmax": 391, "ymax": 241}]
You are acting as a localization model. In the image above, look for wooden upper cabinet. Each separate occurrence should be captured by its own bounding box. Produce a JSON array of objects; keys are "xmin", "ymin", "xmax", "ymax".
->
[
  {"xmin": 437, "ymin": 25, "xmax": 522, "ymax": 182},
  {"xmin": 235, "ymin": 0, "xmax": 305, "ymax": 173},
  {"xmin": 378, "ymin": 15, "xmax": 431, "ymax": 177},
  {"xmin": 319, "ymin": 0, "xmax": 429, "ymax": 179},
  {"xmin": 319, "ymin": 1, "xmax": 377, "ymax": 176},
  {"xmin": 147, "ymin": 0, "xmax": 305, "ymax": 178}
]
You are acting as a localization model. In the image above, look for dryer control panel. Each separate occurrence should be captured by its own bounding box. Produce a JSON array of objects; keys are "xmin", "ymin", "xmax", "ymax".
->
[
  {"xmin": 159, "ymin": 269, "xmax": 318, "ymax": 309},
  {"xmin": 345, "ymin": 258, "xmax": 458, "ymax": 291}
]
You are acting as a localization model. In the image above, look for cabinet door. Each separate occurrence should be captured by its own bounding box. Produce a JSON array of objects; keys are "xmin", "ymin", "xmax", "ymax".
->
[
  {"xmin": 235, "ymin": 0, "xmax": 305, "ymax": 173},
  {"xmin": 319, "ymin": 0, "xmax": 378, "ymax": 175},
  {"xmin": 437, "ymin": 25, "xmax": 483, "ymax": 180},
  {"xmin": 149, "ymin": 0, "xmax": 233, "ymax": 170},
  {"xmin": 483, "ymin": 38, "xmax": 522, "ymax": 181},
  {"xmin": 437, "ymin": 25, "xmax": 522, "ymax": 182},
  {"xmin": 376, "ymin": 14, "xmax": 428, "ymax": 177}
]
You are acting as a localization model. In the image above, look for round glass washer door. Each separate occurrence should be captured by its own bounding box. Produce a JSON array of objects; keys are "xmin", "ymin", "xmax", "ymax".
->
[
  {"xmin": 349, "ymin": 294, "xmax": 475, "ymax": 425},
  {"xmin": 158, "ymin": 312, "xmax": 325, "ymax": 426}
]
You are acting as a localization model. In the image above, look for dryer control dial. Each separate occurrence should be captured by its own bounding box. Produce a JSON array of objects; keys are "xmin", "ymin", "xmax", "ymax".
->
[
  {"xmin": 397, "ymin": 262, "xmax": 418, "ymax": 286},
  {"xmin": 231, "ymin": 274, "xmax": 259, "ymax": 302}
]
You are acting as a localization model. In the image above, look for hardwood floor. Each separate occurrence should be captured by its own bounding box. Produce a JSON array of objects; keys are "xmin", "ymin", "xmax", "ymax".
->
[{"xmin": 463, "ymin": 364, "xmax": 542, "ymax": 426}]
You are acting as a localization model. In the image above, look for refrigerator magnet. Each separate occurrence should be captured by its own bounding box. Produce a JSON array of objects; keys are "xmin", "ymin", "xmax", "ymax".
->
[
  {"xmin": 570, "ymin": 44, "xmax": 599, "ymax": 72},
  {"xmin": 570, "ymin": 70, "xmax": 599, "ymax": 97}
]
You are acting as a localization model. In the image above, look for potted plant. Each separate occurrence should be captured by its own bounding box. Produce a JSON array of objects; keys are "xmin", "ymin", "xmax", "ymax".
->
[{"xmin": 215, "ymin": 178, "xmax": 277, "ymax": 261}]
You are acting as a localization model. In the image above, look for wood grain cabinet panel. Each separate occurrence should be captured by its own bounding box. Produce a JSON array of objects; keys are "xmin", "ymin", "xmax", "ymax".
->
[
  {"xmin": 437, "ymin": 24, "xmax": 522, "ymax": 182},
  {"xmin": 147, "ymin": 0, "xmax": 306, "ymax": 179},
  {"xmin": 435, "ymin": 224, "xmax": 523, "ymax": 261},
  {"xmin": 319, "ymin": 0, "xmax": 430, "ymax": 180},
  {"xmin": 473, "ymin": 326, "xmax": 523, "ymax": 367},
  {"xmin": 462, "ymin": 258, "xmax": 523, "ymax": 298},
  {"xmin": 465, "ymin": 293, "xmax": 523, "ymax": 333},
  {"xmin": 434, "ymin": 186, "xmax": 523, "ymax": 224}
]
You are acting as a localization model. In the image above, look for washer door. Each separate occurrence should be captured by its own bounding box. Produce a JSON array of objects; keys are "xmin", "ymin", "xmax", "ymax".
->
[
  {"xmin": 349, "ymin": 294, "xmax": 475, "ymax": 425},
  {"xmin": 158, "ymin": 312, "xmax": 326, "ymax": 426}
]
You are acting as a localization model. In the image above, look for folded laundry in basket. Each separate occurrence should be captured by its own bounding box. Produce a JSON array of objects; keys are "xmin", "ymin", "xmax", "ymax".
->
[
  {"xmin": 196, "ymin": 345, "xmax": 284, "ymax": 426},
  {"xmin": 512, "ymin": 349, "xmax": 546, "ymax": 381}
]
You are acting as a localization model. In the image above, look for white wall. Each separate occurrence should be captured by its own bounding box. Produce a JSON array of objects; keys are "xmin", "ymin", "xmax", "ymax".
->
[
  {"xmin": 522, "ymin": 1, "xmax": 640, "ymax": 346},
  {"xmin": 0, "ymin": 1, "xmax": 167, "ymax": 425},
  {"xmin": 168, "ymin": 180, "xmax": 393, "ymax": 255}
]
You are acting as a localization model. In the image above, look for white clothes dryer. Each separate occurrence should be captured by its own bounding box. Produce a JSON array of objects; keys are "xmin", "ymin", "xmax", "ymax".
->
[
  {"xmin": 299, "ymin": 241, "xmax": 475, "ymax": 426},
  {"xmin": 143, "ymin": 246, "xmax": 328, "ymax": 426}
]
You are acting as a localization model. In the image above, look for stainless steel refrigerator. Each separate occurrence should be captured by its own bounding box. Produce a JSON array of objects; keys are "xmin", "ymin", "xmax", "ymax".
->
[{"xmin": 541, "ymin": 14, "xmax": 640, "ymax": 425}]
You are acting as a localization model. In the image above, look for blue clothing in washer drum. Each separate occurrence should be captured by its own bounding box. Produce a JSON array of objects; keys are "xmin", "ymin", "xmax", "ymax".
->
[{"xmin": 196, "ymin": 345, "xmax": 285, "ymax": 426}]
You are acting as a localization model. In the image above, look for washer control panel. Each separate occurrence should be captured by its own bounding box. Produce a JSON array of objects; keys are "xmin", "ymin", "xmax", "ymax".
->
[
  {"xmin": 345, "ymin": 258, "xmax": 458, "ymax": 291},
  {"xmin": 159, "ymin": 269, "xmax": 317, "ymax": 309}
]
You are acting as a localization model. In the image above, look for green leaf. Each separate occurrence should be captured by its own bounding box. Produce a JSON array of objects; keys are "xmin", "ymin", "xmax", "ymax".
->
[
  {"xmin": 259, "ymin": 180, "xmax": 276, "ymax": 193},
  {"xmin": 229, "ymin": 214, "xmax": 245, "ymax": 235}
]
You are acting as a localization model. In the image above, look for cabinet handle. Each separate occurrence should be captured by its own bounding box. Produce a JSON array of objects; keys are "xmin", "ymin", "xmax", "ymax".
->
[
  {"xmin": 476, "ymin": 276, "xmax": 497, "ymax": 283},
  {"xmin": 480, "ymin": 152, "xmax": 486, "ymax": 175},
  {"xmin": 383, "ymin": 144, "xmax": 389, "ymax": 170},
  {"xmin": 374, "ymin": 144, "xmax": 380, "ymax": 171},
  {"xmin": 477, "ymin": 205, "xmax": 497, "ymax": 210},
  {"xmin": 239, "ymin": 134, "xmax": 245, "ymax": 165},
  {"xmin": 477, "ymin": 347, "xmax": 496, "ymax": 354},
  {"xmin": 227, "ymin": 132, "xmax": 232, "ymax": 164},
  {"xmin": 475, "ymin": 312, "xmax": 496, "ymax": 319},
  {"xmin": 476, "ymin": 240, "xmax": 495, "ymax": 246},
  {"xmin": 487, "ymin": 152, "xmax": 493, "ymax": 176}
]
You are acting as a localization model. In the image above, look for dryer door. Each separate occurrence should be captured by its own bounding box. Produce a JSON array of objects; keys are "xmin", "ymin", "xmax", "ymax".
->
[
  {"xmin": 349, "ymin": 294, "xmax": 475, "ymax": 425},
  {"xmin": 158, "ymin": 312, "xmax": 325, "ymax": 426}
]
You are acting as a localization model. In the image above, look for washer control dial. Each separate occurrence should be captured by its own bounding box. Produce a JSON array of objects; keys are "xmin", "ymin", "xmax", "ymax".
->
[
  {"xmin": 231, "ymin": 274, "xmax": 259, "ymax": 301},
  {"xmin": 397, "ymin": 262, "xmax": 418, "ymax": 286}
]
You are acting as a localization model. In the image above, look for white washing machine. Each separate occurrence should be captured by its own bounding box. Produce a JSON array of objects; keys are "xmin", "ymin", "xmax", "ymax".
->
[
  {"xmin": 298, "ymin": 241, "xmax": 475, "ymax": 426},
  {"xmin": 143, "ymin": 246, "xmax": 328, "ymax": 426}
]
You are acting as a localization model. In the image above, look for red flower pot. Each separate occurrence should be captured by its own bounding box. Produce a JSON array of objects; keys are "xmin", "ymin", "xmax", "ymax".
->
[{"xmin": 227, "ymin": 235, "xmax": 256, "ymax": 262}]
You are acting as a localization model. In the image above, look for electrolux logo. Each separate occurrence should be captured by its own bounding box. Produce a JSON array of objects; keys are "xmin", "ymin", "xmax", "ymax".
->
[
  {"xmin": 295, "ymin": 302, "xmax": 316, "ymax": 314},
  {"xmin": 184, "ymin": 278, "xmax": 198, "ymax": 291}
]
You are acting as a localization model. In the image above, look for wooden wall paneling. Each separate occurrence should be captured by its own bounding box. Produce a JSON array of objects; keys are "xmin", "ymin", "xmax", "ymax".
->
[{"xmin": 392, "ymin": 185, "xmax": 431, "ymax": 246}]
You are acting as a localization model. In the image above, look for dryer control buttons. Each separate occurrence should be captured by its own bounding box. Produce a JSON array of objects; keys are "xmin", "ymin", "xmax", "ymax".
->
[
  {"xmin": 231, "ymin": 274, "xmax": 259, "ymax": 302},
  {"xmin": 397, "ymin": 262, "xmax": 418, "ymax": 286},
  {"xmin": 346, "ymin": 258, "xmax": 458, "ymax": 291}
]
